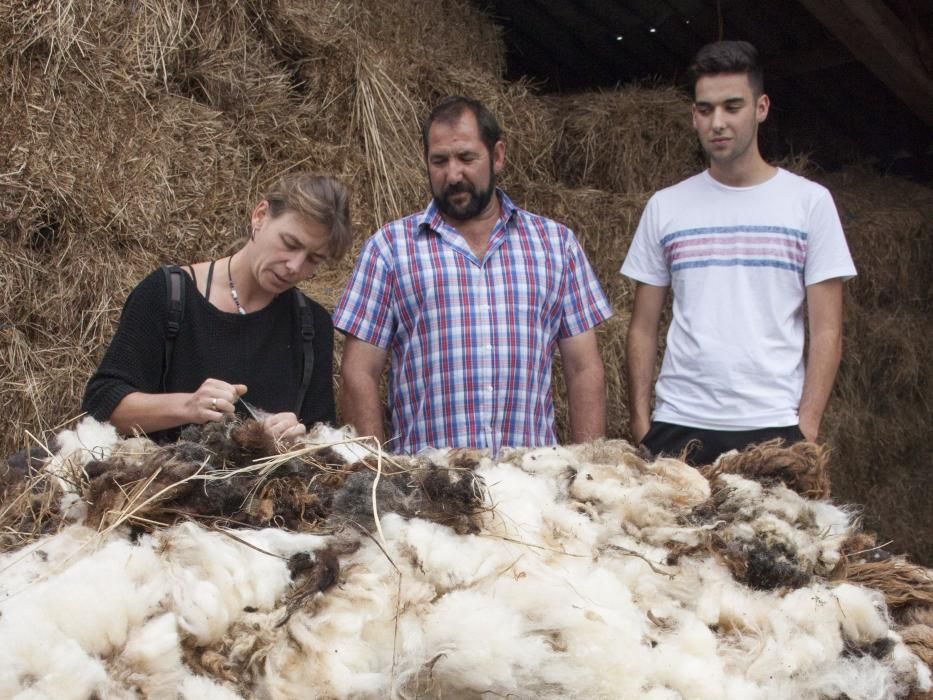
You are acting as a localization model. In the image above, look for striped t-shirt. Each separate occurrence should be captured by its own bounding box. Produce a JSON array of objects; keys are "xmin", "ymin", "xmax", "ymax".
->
[{"xmin": 621, "ymin": 168, "xmax": 856, "ymax": 430}]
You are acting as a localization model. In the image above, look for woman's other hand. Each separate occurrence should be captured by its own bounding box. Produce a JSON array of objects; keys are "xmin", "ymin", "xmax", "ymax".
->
[
  {"xmin": 188, "ymin": 379, "xmax": 248, "ymax": 424},
  {"xmin": 262, "ymin": 412, "xmax": 307, "ymax": 443}
]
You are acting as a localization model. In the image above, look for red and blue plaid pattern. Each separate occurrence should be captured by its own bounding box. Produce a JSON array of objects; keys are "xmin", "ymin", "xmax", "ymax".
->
[{"xmin": 334, "ymin": 190, "xmax": 612, "ymax": 454}]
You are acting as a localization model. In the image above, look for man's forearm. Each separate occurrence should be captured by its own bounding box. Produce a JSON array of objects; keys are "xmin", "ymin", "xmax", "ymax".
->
[
  {"xmin": 566, "ymin": 364, "xmax": 606, "ymax": 443},
  {"xmin": 339, "ymin": 375, "xmax": 385, "ymax": 444},
  {"xmin": 799, "ymin": 279, "xmax": 845, "ymax": 442},
  {"xmin": 798, "ymin": 329, "xmax": 842, "ymax": 441},
  {"xmin": 626, "ymin": 328, "xmax": 658, "ymax": 443}
]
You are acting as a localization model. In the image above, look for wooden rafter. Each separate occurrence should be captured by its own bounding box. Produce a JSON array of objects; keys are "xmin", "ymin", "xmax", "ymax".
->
[{"xmin": 797, "ymin": 0, "xmax": 933, "ymax": 128}]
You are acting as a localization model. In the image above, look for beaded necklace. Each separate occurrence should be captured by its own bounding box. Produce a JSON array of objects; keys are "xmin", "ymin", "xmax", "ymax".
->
[{"xmin": 227, "ymin": 254, "xmax": 246, "ymax": 315}]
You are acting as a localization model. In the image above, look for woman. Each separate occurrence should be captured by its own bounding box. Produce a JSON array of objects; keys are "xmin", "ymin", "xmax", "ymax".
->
[{"xmin": 83, "ymin": 173, "xmax": 353, "ymax": 443}]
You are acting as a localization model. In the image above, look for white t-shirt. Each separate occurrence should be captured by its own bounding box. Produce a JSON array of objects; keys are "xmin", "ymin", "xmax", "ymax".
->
[{"xmin": 621, "ymin": 168, "xmax": 857, "ymax": 430}]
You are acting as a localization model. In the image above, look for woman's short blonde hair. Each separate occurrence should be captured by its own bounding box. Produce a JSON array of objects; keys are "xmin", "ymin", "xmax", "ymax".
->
[{"xmin": 263, "ymin": 173, "xmax": 353, "ymax": 261}]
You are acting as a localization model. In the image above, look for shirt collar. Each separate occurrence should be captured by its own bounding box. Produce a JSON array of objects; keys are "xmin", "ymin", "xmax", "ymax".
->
[{"xmin": 417, "ymin": 188, "xmax": 517, "ymax": 235}]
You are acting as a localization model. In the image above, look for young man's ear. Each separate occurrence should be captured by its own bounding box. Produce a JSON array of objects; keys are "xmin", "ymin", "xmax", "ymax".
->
[{"xmin": 756, "ymin": 94, "xmax": 771, "ymax": 124}]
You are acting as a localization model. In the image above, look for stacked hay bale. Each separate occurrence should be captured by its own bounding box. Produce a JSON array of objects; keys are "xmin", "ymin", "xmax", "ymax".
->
[
  {"xmin": 818, "ymin": 170, "xmax": 933, "ymax": 568},
  {"xmin": 0, "ymin": 0, "xmax": 930, "ymax": 571}
]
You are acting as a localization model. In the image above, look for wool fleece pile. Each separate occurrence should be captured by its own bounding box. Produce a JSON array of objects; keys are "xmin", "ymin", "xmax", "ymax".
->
[{"xmin": 1, "ymin": 418, "xmax": 931, "ymax": 699}]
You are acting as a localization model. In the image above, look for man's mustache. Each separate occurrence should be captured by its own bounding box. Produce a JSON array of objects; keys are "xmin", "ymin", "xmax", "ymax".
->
[{"xmin": 443, "ymin": 182, "xmax": 476, "ymax": 196}]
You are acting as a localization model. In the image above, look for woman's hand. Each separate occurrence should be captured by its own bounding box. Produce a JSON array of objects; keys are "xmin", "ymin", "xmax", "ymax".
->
[
  {"xmin": 187, "ymin": 379, "xmax": 248, "ymax": 424},
  {"xmin": 262, "ymin": 412, "xmax": 307, "ymax": 443}
]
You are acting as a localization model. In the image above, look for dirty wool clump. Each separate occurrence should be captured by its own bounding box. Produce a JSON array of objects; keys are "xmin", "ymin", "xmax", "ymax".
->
[
  {"xmin": 3, "ymin": 417, "xmax": 488, "ymax": 538},
  {"xmin": 0, "ymin": 427, "xmax": 929, "ymax": 699}
]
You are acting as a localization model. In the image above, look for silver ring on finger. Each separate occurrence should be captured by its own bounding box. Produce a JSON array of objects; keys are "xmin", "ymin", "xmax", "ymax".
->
[{"xmin": 211, "ymin": 398, "xmax": 218, "ymax": 411}]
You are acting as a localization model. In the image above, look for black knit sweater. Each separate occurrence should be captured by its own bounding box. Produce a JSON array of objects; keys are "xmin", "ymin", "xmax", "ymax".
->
[{"xmin": 83, "ymin": 267, "xmax": 336, "ymax": 442}]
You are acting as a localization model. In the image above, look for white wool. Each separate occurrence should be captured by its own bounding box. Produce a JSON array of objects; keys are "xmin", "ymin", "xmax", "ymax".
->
[
  {"xmin": 568, "ymin": 461, "xmax": 632, "ymax": 509},
  {"xmin": 809, "ymin": 499, "xmax": 856, "ymax": 536},
  {"xmin": 0, "ymin": 524, "xmax": 101, "ymax": 601},
  {"xmin": 305, "ymin": 423, "xmax": 373, "ymax": 463},
  {"xmin": 803, "ymin": 654, "xmax": 901, "ymax": 700},
  {"xmin": 759, "ymin": 485, "xmax": 810, "ymax": 523},
  {"xmin": 383, "ymin": 514, "xmax": 515, "ymax": 592},
  {"xmin": 0, "ymin": 538, "xmax": 166, "ymax": 659},
  {"xmin": 643, "ymin": 455, "xmax": 711, "ymax": 506},
  {"xmin": 478, "ymin": 461, "xmax": 561, "ymax": 541},
  {"xmin": 740, "ymin": 585, "xmax": 878, "ymax": 685},
  {"xmin": 641, "ymin": 689, "xmax": 688, "ymax": 700},
  {"xmin": 161, "ymin": 523, "xmax": 327, "ymax": 644},
  {"xmin": 0, "ymin": 633, "xmax": 109, "ymax": 699},
  {"xmin": 887, "ymin": 631, "xmax": 933, "ymax": 691},
  {"xmin": 263, "ymin": 547, "xmax": 396, "ymax": 698},
  {"xmin": 516, "ymin": 444, "xmax": 580, "ymax": 479},
  {"xmin": 45, "ymin": 416, "xmax": 119, "ymax": 480},
  {"xmin": 178, "ymin": 673, "xmax": 245, "ymax": 699},
  {"xmin": 832, "ymin": 583, "xmax": 890, "ymax": 646},
  {"xmin": 694, "ymin": 578, "xmax": 768, "ymax": 633},
  {"xmin": 649, "ymin": 617, "xmax": 727, "ymax": 700},
  {"xmin": 111, "ymin": 613, "xmax": 185, "ymax": 700},
  {"xmin": 807, "ymin": 500, "xmax": 857, "ymax": 570},
  {"xmin": 40, "ymin": 418, "xmax": 119, "ymax": 522},
  {"xmin": 718, "ymin": 472, "xmax": 765, "ymax": 502},
  {"xmin": 489, "ymin": 565, "xmax": 654, "ymax": 697},
  {"xmin": 568, "ymin": 456, "xmax": 707, "ymax": 540},
  {"xmin": 419, "ymin": 589, "xmax": 551, "ymax": 693}
]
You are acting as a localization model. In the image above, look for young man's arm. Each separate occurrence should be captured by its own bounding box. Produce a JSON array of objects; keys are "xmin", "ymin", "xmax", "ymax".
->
[
  {"xmin": 798, "ymin": 278, "xmax": 844, "ymax": 442},
  {"xmin": 339, "ymin": 335, "xmax": 388, "ymax": 443},
  {"xmin": 558, "ymin": 328, "xmax": 606, "ymax": 443},
  {"xmin": 625, "ymin": 282, "xmax": 668, "ymax": 444}
]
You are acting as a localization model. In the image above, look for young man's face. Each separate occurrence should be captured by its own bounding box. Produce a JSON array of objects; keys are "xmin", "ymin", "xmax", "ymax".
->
[
  {"xmin": 692, "ymin": 72, "xmax": 769, "ymax": 167},
  {"xmin": 426, "ymin": 110, "xmax": 504, "ymax": 222}
]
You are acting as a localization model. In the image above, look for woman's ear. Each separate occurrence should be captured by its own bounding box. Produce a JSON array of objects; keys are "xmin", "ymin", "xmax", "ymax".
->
[{"xmin": 250, "ymin": 200, "xmax": 269, "ymax": 239}]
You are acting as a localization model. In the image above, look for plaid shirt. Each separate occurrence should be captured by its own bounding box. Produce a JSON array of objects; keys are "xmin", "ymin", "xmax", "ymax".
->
[{"xmin": 334, "ymin": 190, "xmax": 612, "ymax": 454}]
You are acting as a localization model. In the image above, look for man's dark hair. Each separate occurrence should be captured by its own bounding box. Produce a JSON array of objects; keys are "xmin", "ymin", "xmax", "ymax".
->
[
  {"xmin": 688, "ymin": 40, "xmax": 764, "ymax": 97},
  {"xmin": 421, "ymin": 96, "xmax": 502, "ymax": 157}
]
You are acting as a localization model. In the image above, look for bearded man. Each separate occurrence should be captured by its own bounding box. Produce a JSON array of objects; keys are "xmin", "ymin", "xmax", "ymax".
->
[{"xmin": 335, "ymin": 96, "xmax": 612, "ymax": 454}]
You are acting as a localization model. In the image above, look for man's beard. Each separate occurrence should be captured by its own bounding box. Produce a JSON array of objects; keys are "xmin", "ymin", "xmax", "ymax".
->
[{"xmin": 432, "ymin": 169, "xmax": 496, "ymax": 221}]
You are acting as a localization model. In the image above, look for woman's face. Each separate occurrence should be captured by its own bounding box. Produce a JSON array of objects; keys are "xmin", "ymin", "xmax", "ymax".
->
[{"xmin": 248, "ymin": 202, "xmax": 331, "ymax": 293}]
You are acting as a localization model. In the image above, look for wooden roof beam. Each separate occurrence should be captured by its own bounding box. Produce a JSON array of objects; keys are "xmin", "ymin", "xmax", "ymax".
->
[{"xmin": 797, "ymin": 0, "xmax": 933, "ymax": 128}]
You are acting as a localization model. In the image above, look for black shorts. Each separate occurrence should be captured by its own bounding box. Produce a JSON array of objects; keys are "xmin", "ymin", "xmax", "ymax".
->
[{"xmin": 641, "ymin": 421, "xmax": 805, "ymax": 467}]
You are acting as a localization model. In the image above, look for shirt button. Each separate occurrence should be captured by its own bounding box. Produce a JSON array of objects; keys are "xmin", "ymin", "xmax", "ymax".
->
[{"xmin": 487, "ymin": 385, "xmax": 494, "ymax": 393}]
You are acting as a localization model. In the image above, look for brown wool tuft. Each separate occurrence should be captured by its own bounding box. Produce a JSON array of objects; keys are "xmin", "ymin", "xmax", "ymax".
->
[
  {"xmin": 835, "ymin": 558, "xmax": 933, "ymax": 611},
  {"xmin": 701, "ymin": 439, "xmax": 831, "ymax": 500}
]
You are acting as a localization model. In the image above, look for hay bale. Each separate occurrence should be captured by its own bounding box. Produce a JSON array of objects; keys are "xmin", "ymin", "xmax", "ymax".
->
[
  {"xmin": 825, "ymin": 169, "xmax": 933, "ymax": 310},
  {"xmin": 553, "ymin": 86, "xmax": 703, "ymax": 194},
  {"xmin": 821, "ymin": 304, "xmax": 933, "ymax": 566}
]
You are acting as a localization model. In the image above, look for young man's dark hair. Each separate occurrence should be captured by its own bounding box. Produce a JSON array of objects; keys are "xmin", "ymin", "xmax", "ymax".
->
[
  {"xmin": 421, "ymin": 95, "xmax": 502, "ymax": 157},
  {"xmin": 688, "ymin": 40, "xmax": 764, "ymax": 97}
]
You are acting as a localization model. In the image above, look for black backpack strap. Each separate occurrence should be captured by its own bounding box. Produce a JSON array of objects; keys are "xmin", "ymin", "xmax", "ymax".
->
[
  {"xmin": 293, "ymin": 289, "xmax": 315, "ymax": 417},
  {"xmin": 161, "ymin": 265, "xmax": 186, "ymax": 392}
]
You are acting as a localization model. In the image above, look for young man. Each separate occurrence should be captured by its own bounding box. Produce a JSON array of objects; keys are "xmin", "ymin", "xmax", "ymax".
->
[
  {"xmin": 335, "ymin": 96, "xmax": 612, "ymax": 455},
  {"xmin": 621, "ymin": 41, "xmax": 856, "ymax": 465}
]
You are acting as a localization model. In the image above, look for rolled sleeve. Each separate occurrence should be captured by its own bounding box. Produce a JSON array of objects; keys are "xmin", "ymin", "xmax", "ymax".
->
[
  {"xmin": 333, "ymin": 234, "xmax": 396, "ymax": 348},
  {"xmin": 559, "ymin": 229, "xmax": 613, "ymax": 338}
]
